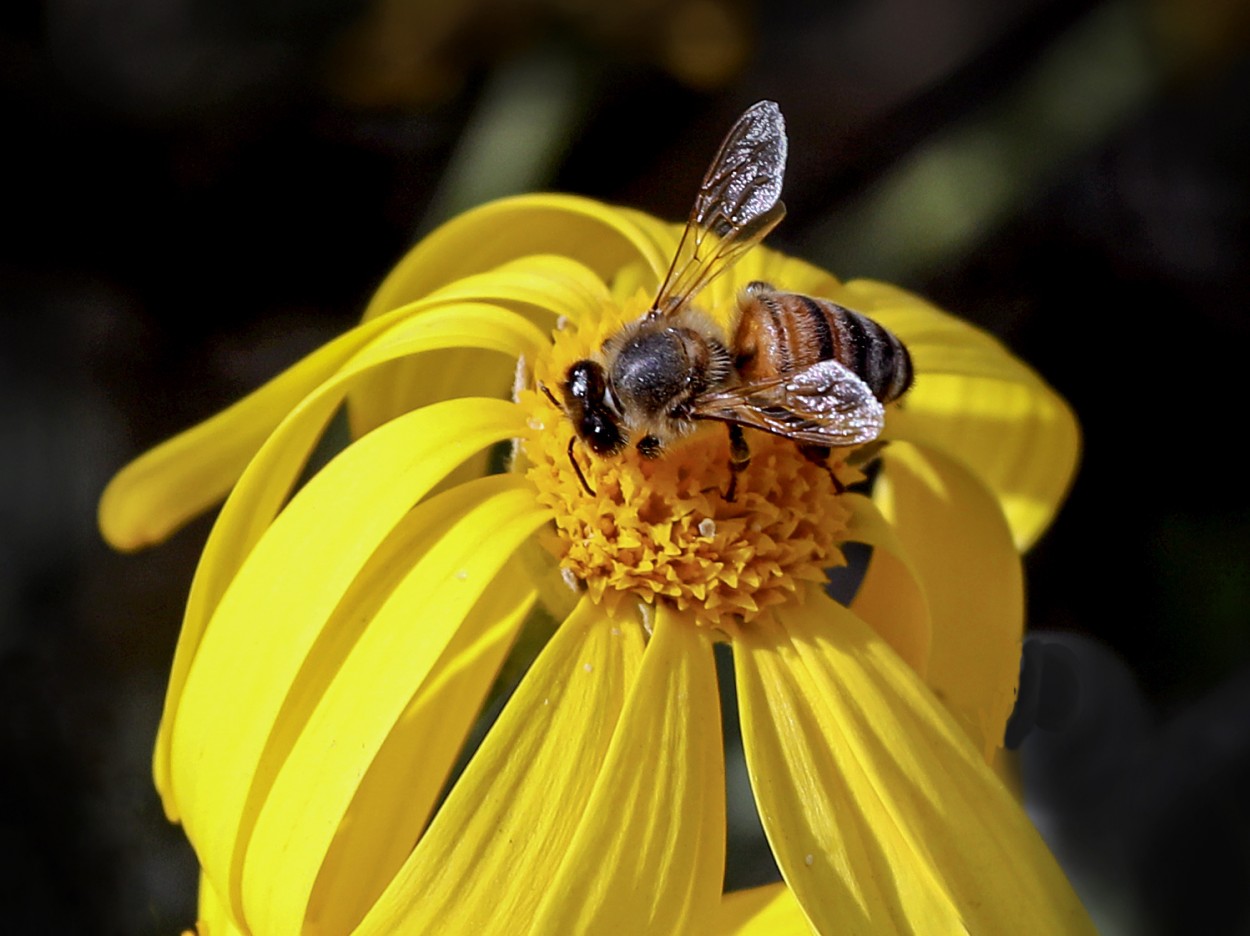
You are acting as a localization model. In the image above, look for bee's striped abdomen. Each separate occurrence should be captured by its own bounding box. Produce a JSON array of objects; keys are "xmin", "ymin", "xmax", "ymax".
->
[
  {"xmin": 733, "ymin": 282, "xmax": 914, "ymax": 406},
  {"xmin": 817, "ymin": 299, "xmax": 913, "ymax": 403}
]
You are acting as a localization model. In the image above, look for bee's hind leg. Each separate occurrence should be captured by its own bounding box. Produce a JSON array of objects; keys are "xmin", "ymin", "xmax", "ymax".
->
[
  {"xmin": 722, "ymin": 424, "xmax": 751, "ymax": 502},
  {"xmin": 847, "ymin": 439, "xmax": 887, "ymax": 469},
  {"xmin": 799, "ymin": 444, "xmax": 845, "ymax": 495}
]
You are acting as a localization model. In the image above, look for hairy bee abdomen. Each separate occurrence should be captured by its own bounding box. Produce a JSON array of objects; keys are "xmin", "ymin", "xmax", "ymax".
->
[
  {"xmin": 817, "ymin": 297, "xmax": 913, "ymax": 403},
  {"xmin": 734, "ymin": 284, "xmax": 913, "ymax": 404}
]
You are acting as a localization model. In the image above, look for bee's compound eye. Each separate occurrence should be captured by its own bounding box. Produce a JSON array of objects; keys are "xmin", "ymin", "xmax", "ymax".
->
[{"xmin": 565, "ymin": 360, "xmax": 605, "ymax": 404}]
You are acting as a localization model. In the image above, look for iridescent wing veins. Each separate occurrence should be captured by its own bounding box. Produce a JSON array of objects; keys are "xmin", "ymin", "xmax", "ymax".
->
[
  {"xmin": 650, "ymin": 101, "xmax": 788, "ymax": 319},
  {"xmin": 691, "ymin": 358, "xmax": 886, "ymax": 447}
]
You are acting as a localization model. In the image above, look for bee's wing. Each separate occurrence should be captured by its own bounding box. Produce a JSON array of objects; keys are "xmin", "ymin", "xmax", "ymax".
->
[
  {"xmin": 691, "ymin": 358, "xmax": 885, "ymax": 447},
  {"xmin": 650, "ymin": 101, "xmax": 788, "ymax": 320}
]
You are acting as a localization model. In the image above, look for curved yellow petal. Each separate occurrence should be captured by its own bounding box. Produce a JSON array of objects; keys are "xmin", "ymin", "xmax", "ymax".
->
[
  {"xmin": 842, "ymin": 493, "xmax": 932, "ymax": 677},
  {"xmin": 874, "ymin": 441, "xmax": 1024, "ymax": 763},
  {"xmin": 100, "ymin": 255, "xmax": 583, "ymax": 555},
  {"xmin": 715, "ymin": 883, "xmax": 812, "ymax": 936},
  {"xmin": 735, "ymin": 588, "xmax": 1093, "ymax": 934},
  {"xmin": 361, "ymin": 194, "xmax": 670, "ymax": 323},
  {"xmin": 751, "ymin": 252, "xmax": 841, "ymax": 300},
  {"xmin": 530, "ymin": 604, "xmax": 724, "ymax": 935},
  {"xmin": 182, "ymin": 304, "xmax": 544, "ymax": 630},
  {"xmin": 306, "ymin": 559, "xmax": 536, "ymax": 934},
  {"xmin": 736, "ymin": 599, "xmax": 959, "ymax": 933},
  {"xmin": 710, "ymin": 248, "xmax": 843, "ymax": 326},
  {"xmin": 98, "ymin": 311, "xmax": 399, "ymax": 552},
  {"xmin": 153, "ymin": 308, "xmax": 545, "ymax": 813},
  {"xmin": 356, "ymin": 598, "xmax": 646, "ymax": 935},
  {"xmin": 421, "ymin": 254, "xmax": 614, "ymax": 326},
  {"xmin": 196, "ymin": 872, "xmax": 244, "ymax": 936},
  {"xmin": 167, "ymin": 398, "xmax": 527, "ymax": 920},
  {"xmin": 348, "ymin": 254, "xmax": 614, "ymax": 437},
  {"xmin": 594, "ymin": 213, "xmax": 846, "ymax": 333},
  {"xmin": 839, "ymin": 278, "xmax": 1080, "ymax": 550},
  {"xmin": 100, "ymin": 306, "xmax": 527, "ymax": 556},
  {"xmin": 242, "ymin": 476, "xmax": 548, "ymax": 935}
]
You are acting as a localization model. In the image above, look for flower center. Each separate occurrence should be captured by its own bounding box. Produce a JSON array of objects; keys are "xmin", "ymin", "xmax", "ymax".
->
[{"xmin": 520, "ymin": 292, "xmax": 857, "ymax": 630}]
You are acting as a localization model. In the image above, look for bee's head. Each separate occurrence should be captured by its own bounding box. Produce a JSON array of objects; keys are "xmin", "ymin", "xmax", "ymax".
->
[{"xmin": 562, "ymin": 359, "xmax": 627, "ymax": 456}]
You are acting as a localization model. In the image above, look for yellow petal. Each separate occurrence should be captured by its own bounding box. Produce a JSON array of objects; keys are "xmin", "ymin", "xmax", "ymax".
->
[
  {"xmin": 842, "ymin": 493, "xmax": 932, "ymax": 676},
  {"xmin": 196, "ymin": 872, "xmax": 244, "ymax": 936},
  {"xmin": 839, "ymin": 278, "xmax": 1080, "ymax": 550},
  {"xmin": 599, "ymin": 215, "xmax": 846, "ymax": 331},
  {"xmin": 306, "ymin": 559, "xmax": 536, "ymax": 934},
  {"xmin": 736, "ymin": 601, "xmax": 958, "ymax": 932},
  {"xmin": 153, "ymin": 309, "xmax": 543, "ymax": 813},
  {"xmin": 421, "ymin": 254, "xmax": 614, "ymax": 326},
  {"xmin": 715, "ymin": 883, "xmax": 812, "ymax": 936},
  {"xmin": 735, "ymin": 589, "xmax": 1093, "ymax": 934},
  {"xmin": 714, "ymin": 250, "xmax": 842, "ymax": 324},
  {"xmin": 241, "ymin": 476, "xmax": 547, "ymax": 934},
  {"xmin": 99, "ymin": 299, "xmax": 545, "ymax": 554},
  {"xmin": 361, "ymin": 194, "xmax": 670, "ymax": 323},
  {"xmin": 530, "ymin": 604, "xmax": 724, "ymax": 935},
  {"xmin": 97, "ymin": 313, "xmax": 393, "ymax": 553},
  {"xmin": 183, "ymin": 304, "xmax": 544, "ymax": 630},
  {"xmin": 356, "ymin": 598, "xmax": 645, "ymax": 935},
  {"xmin": 348, "ymin": 254, "xmax": 614, "ymax": 437},
  {"xmin": 873, "ymin": 440, "xmax": 1024, "ymax": 763},
  {"xmin": 167, "ymin": 398, "xmax": 528, "ymax": 919}
]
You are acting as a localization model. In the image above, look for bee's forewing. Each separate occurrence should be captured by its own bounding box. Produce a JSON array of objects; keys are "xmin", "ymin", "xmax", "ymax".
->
[{"xmin": 650, "ymin": 101, "xmax": 788, "ymax": 319}]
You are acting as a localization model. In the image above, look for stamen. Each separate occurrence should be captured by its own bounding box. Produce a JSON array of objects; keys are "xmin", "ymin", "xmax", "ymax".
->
[{"xmin": 518, "ymin": 293, "xmax": 859, "ymax": 629}]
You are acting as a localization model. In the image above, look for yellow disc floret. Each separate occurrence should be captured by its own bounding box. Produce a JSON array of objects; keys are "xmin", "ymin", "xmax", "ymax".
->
[{"xmin": 519, "ymin": 292, "xmax": 858, "ymax": 631}]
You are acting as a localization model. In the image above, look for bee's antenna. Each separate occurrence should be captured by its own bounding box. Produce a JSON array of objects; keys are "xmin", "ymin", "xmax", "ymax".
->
[{"xmin": 567, "ymin": 436, "xmax": 596, "ymax": 497}]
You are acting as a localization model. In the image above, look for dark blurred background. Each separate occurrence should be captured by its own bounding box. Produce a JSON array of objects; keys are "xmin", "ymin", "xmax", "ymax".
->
[{"xmin": 3, "ymin": 0, "xmax": 1248, "ymax": 932}]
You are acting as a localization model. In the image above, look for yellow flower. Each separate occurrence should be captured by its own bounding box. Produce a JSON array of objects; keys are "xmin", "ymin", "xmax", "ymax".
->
[{"xmin": 101, "ymin": 193, "xmax": 1089, "ymax": 934}]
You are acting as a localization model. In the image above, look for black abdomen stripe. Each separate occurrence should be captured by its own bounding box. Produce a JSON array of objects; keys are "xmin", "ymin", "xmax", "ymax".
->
[
  {"xmin": 835, "ymin": 304, "xmax": 872, "ymax": 383},
  {"xmin": 825, "ymin": 300, "xmax": 914, "ymax": 403},
  {"xmin": 798, "ymin": 295, "xmax": 836, "ymax": 360}
]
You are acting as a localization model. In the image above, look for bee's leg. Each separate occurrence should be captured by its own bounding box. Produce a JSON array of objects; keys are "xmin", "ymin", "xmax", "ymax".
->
[
  {"xmin": 725, "ymin": 424, "xmax": 751, "ymax": 502},
  {"xmin": 847, "ymin": 438, "xmax": 887, "ymax": 468},
  {"xmin": 799, "ymin": 444, "xmax": 845, "ymax": 494},
  {"xmin": 568, "ymin": 437, "xmax": 596, "ymax": 496}
]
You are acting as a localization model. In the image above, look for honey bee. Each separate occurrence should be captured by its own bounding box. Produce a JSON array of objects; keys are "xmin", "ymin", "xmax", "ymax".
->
[{"xmin": 545, "ymin": 100, "xmax": 913, "ymax": 500}]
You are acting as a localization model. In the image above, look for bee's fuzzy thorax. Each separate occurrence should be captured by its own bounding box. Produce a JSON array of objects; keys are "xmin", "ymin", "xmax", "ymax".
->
[{"xmin": 600, "ymin": 307, "xmax": 733, "ymax": 448}]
